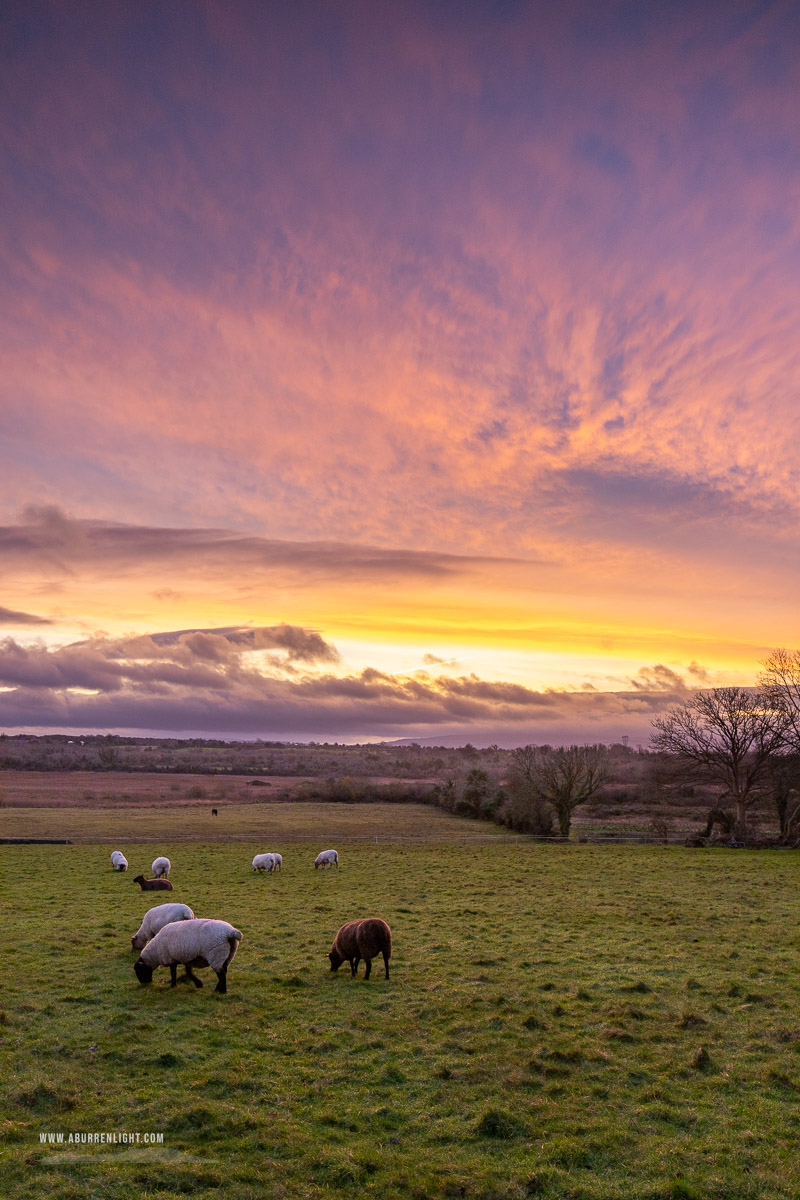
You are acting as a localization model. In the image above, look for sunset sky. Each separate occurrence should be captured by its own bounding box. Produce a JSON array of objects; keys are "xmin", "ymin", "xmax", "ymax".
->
[{"xmin": 2, "ymin": 0, "xmax": 799, "ymax": 744}]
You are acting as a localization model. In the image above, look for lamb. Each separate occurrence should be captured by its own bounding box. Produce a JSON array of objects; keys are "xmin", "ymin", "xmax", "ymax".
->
[
  {"xmin": 133, "ymin": 918, "xmax": 243, "ymax": 993},
  {"xmin": 110, "ymin": 851, "xmax": 128, "ymax": 872},
  {"xmin": 314, "ymin": 849, "xmax": 339, "ymax": 869},
  {"xmin": 151, "ymin": 856, "xmax": 171, "ymax": 878},
  {"xmin": 329, "ymin": 918, "xmax": 392, "ymax": 980},
  {"xmin": 131, "ymin": 902, "xmax": 195, "ymax": 950},
  {"xmin": 252, "ymin": 853, "xmax": 275, "ymax": 872},
  {"xmin": 133, "ymin": 874, "xmax": 174, "ymax": 891}
]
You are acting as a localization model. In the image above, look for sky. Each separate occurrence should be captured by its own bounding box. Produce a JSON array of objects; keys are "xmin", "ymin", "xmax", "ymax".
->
[{"xmin": 2, "ymin": 0, "xmax": 800, "ymax": 745}]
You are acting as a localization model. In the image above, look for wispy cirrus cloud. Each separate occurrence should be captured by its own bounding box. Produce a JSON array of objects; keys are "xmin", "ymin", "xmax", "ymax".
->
[{"xmin": 3, "ymin": 2, "xmax": 800, "ymax": 561}]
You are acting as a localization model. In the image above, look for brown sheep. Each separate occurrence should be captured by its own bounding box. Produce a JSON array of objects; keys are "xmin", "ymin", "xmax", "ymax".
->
[
  {"xmin": 328, "ymin": 918, "xmax": 392, "ymax": 980},
  {"xmin": 133, "ymin": 874, "xmax": 174, "ymax": 891}
]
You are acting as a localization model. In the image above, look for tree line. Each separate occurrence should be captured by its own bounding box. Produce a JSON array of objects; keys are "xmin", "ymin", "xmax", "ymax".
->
[{"xmin": 490, "ymin": 648, "xmax": 800, "ymax": 842}]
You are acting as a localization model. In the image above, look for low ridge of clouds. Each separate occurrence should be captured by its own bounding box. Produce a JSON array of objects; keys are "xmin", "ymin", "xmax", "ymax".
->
[{"xmin": 0, "ymin": 629, "xmax": 706, "ymax": 744}]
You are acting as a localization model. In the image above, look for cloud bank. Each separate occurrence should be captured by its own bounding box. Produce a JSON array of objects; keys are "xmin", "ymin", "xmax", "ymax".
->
[{"xmin": 0, "ymin": 627, "xmax": 696, "ymax": 745}]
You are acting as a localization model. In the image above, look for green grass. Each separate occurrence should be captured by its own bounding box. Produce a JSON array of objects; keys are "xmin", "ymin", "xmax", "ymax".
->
[{"xmin": 2, "ymin": 807, "xmax": 800, "ymax": 1199}]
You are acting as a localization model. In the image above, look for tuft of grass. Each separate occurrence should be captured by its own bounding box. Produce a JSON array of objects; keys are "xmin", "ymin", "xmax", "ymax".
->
[
  {"xmin": 678, "ymin": 1012, "xmax": 708, "ymax": 1029},
  {"xmin": 666, "ymin": 1179, "xmax": 705, "ymax": 1200},
  {"xmin": 690, "ymin": 1045, "xmax": 712, "ymax": 1070},
  {"xmin": 475, "ymin": 1109, "xmax": 529, "ymax": 1139}
]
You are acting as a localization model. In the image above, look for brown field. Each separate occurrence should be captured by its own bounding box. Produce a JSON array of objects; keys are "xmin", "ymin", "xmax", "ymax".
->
[
  {"xmin": 0, "ymin": 757, "xmax": 780, "ymax": 844},
  {"xmin": 0, "ymin": 770, "xmax": 331, "ymax": 807},
  {"xmin": 0, "ymin": 788, "xmax": 511, "ymax": 846}
]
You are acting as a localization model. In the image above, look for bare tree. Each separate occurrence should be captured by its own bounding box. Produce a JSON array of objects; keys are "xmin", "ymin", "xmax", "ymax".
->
[
  {"xmin": 760, "ymin": 648, "xmax": 800, "ymax": 745},
  {"xmin": 508, "ymin": 744, "xmax": 609, "ymax": 836},
  {"xmin": 650, "ymin": 687, "xmax": 791, "ymax": 838},
  {"xmin": 532, "ymin": 744, "xmax": 610, "ymax": 836},
  {"xmin": 506, "ymin": 745, "xmax": 554, "ymax": 835}
]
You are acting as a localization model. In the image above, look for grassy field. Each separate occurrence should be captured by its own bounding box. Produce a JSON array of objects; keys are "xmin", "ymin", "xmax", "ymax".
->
[
  {"xmin": 2, "ymin": 803, "xmax": 800, "ymax": 1200},
  {"xmin": 0, "ymin": 799, "xmax": 511, "ymax": 843}
]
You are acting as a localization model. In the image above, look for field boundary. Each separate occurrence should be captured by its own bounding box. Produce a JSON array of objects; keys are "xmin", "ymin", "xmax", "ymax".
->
[{"xmin": 1, "ymin": 831, "xmax": 788, "ymax": 847}]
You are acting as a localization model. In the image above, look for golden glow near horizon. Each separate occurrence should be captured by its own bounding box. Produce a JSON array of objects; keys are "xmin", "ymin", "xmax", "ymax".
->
[{"xmin": 2, "ymin": 4, "xmax": 800, "ymax": 742}]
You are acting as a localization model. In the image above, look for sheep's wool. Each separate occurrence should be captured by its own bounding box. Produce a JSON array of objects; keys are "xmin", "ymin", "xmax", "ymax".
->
[{"xmin": 141, "ymin": 919, "xmax": 243, "ymax": 972}]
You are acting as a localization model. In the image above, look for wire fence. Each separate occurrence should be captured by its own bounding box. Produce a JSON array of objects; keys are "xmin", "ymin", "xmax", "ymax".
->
[{"xmin": 1, "ymin": 831, "xmax": 772, "ymax": 847}]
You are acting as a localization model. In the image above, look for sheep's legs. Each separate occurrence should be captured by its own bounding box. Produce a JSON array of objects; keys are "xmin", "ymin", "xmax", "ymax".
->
[
  {"xmin": 383, "ymin": 951, "xmax": 390, "ymax": 980},
  {"xmin": 184, "ymin": 965, "xmax": 204, "ymax": 988},
  {"xmin": 364, "ymin": 957, "xmax": 372, "ymax": 980},
  {"xmin": 214, "ymin": 966, "xmax": 227, "ymax": 994},
  {"xmin": 350, "ymin": 956, "xmax": 360, "ymax": 978},
  {"xmin": 169, "ymin": 964, "xmax": 178, "ymax": 987}
]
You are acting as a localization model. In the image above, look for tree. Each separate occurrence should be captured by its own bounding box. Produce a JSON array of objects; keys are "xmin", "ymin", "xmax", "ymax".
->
[
  {"xmin": 456, "ymin": 768, "xmax": 493, "ymax": 817},
  {"xmin": 532, "ymin": 744, "xmax": 610, "ymax": 836},
  {"xmin": 506, "ymin": 745, "xmax": 554, "ymax": 834},
  {"xmin": 760, "ymin": 648, "xmax": 800, "ymax": 745},
  {"xmin": 650, "ymin": 687, "xmax": 791, "ymax": 838},
  {"xmin": 507, "ymin": 743, "xmax": 609, "ymax": 836}
]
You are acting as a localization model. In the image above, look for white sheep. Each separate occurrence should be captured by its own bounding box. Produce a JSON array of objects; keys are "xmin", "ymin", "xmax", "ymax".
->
[
  {"xmin": 314, "ymin": 849, "xmax": 339, "ymax": 869},
  {"xmin": 133, "ymin": 918, "xmax": 243, "ymax": 993},
  {"xmin": 252, "ymin": 852, "xmax": 275, "ymax": 872},
  {"xmin": 151, "ymin": 856, "xmax": 171, "ymax": 878},
  {"xmin": 131, "ymin": 902, "xmax": 195, "ymax": 951},
  {"xmin": 110, "ymin": 851, "xmax": 128, "ymax": 872},
  {"xmin": 271, "ymin": 852, "xmax": 283, "ymax": 872}
]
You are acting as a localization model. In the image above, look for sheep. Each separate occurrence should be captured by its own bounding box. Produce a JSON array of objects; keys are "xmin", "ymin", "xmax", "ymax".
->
[
  {"xmin": 133, "ymin": 874, "xmax": 174, "ymax": 891},
  {"xmin": 252, "ymin": 853, "xmax": 275, "ymax": 872},
  {"xmin": 314, "ymin": 849, "xmax": 339, "ymax": 869},
  {"xmin": 271, "ymin": 852, "xmax": 282, "ymax": 872},
  {"xmin": 110, "ymin": 851, "xmax": 128, "ymax": 872},
  {"xmin": 151, "ymin": 856, "xmax": 171, "ymax": 878},
  {"xmin": 133, "ymin": 918, "xmax": 243, "ymax": 993},
  {"xmin": 329, "ymin": 918, "xmax": 392, "ymax": 980},
  {"xmin": 131, "ymin": 902, "xmax": 195, "ymax": 951},
  {"xmin": 211, "ymin": 808, "xmax": 218, "ymax": 816}
]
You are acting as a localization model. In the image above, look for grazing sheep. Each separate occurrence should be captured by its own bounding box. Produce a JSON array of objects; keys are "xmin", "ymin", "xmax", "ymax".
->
[
  {"xmin": 271, "ymin": 852, "xmax": 282, "ymax": 872},
  {"xmin": 329, "ymin": 918, "xmax": 392, "ymax": 980},
  {"xmin": 211, "ymin": 808, "xmax": 218, "ymax": 816},
  {"xmin": 151, "ymin": 856, "xmax": 171, "ymax": 878},
  {"xmin": 314, "ymin": 849, "xmax": 339, "ymax": 869},
  {"xmin": 110, "ymin": 851, "xmax": 128, "ymax": 872},
  {"xmin": 134, "ymin": 874, "xmax": 174, "ymax": 892},
  {"xmin": 131, "ymin": 902, "xmax": 195, "ymax": 951},
  {"xmin": 252, "ymin": 853, "xmax": 275, "ymax": 872},
  {"xmin": 134, "ymin": 918, "xmax": 243, "ymax": 993}
]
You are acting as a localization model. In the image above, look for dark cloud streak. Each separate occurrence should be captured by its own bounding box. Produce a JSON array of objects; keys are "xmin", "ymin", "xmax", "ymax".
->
[
  {"xmin": 1, "ymin": 507, "xmax": 539, "ymax": 583},
  {"xmin": 0, "ymin": 606, "xmax": 52, "ymax": 626}
]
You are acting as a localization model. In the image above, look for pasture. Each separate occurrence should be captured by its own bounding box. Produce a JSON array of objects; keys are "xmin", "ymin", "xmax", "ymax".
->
[{"xmin": 1, "ymin": 803, "xmax": 800, "ymax": 1200}]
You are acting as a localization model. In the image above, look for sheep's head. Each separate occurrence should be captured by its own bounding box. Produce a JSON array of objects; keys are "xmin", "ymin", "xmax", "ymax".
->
[
  {"xmin": 131, "ymin": 933, "xmax": 146, "ymax": 951},
  {"xmin": 133, "ymin": 875, "xmax": 145, "ymax": 884},
  {"xmin": 328, "ymin": 950, "xmax": 344, "ymax": 972},
  {"xmin": 134, "ymin": 959, "xmax": 153, "ymax": 985}
]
